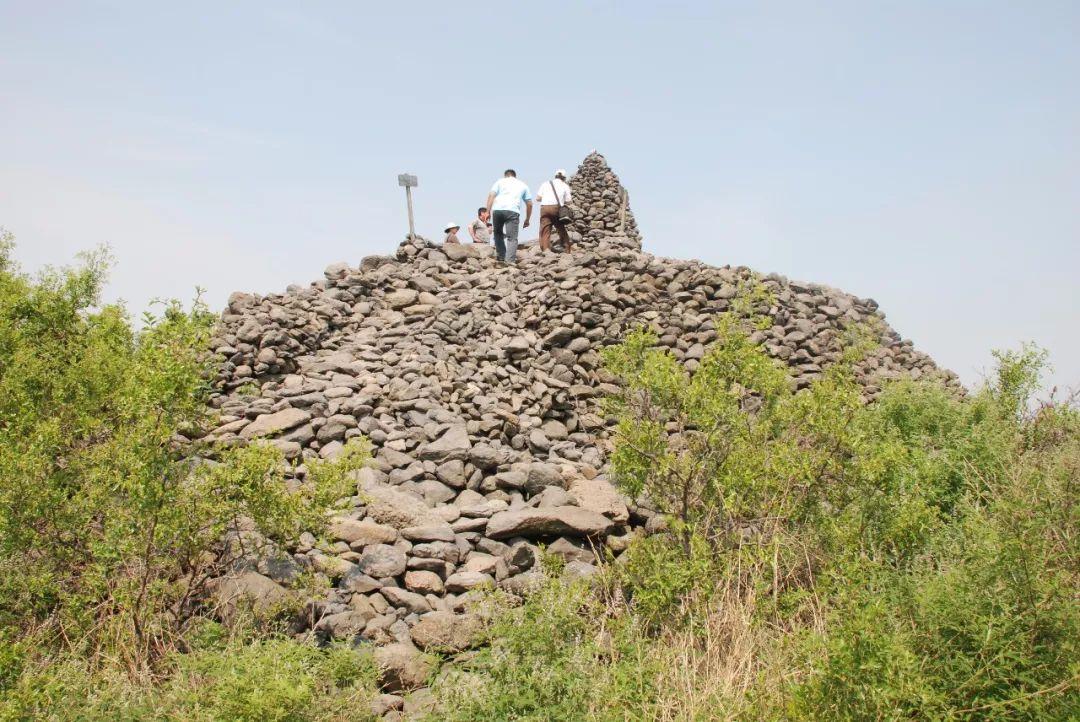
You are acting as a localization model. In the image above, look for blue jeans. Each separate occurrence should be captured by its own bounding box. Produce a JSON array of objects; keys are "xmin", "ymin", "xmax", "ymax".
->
[{"xmin": 492, "ymin": 210, "xmax": 520, "ymax": 263}]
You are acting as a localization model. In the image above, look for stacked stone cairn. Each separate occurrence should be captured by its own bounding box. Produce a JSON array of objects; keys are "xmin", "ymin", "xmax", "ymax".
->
[
  {"xmin": 205, "ymin": 152, "xmax": 957, "ymax": 707},
  {"xmin": 565, "ymin": 151, "xmax": 642, "ymax": 249}
]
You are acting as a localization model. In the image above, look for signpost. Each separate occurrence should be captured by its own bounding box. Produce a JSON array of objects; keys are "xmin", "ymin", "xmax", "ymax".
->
[{"xmin": 398, "ymin": 173, "xmax": 418, "ymax": 240}]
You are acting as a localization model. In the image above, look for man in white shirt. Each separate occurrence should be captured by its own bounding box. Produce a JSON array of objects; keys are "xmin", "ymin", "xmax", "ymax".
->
[
  {"xmin": 534, "ymin": 169, "xmax": 573, "ymax": 253},
  {"xmin": 485, "ymin": 169, "xmax": 533, "ymax": 265}
]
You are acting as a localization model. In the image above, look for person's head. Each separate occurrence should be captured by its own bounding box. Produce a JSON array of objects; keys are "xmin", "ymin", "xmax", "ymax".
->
[
  {"xmin": 554, "ymin": 169, "xmax": 566, "ymax": 180},
  {"xmin": 477, "ymin": 207, "xmax": 489, "ymax": 220},
  {"xmin": 503, "ymin": 169, "xmax": 516, "ymax": 178},
  {"xmin": 444, "ymin": 222, "xmax": 460, "ymax": 235}
]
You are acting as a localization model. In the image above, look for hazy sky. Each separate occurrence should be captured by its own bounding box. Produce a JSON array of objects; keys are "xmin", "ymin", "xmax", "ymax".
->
[{"xmin": 2, "ymin": 1, "xmax": 1077, "ymax": 392}]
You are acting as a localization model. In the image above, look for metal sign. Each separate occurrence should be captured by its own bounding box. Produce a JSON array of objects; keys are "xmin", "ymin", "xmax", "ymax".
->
[{"xmin": 398, "ymin": 173, "xmax": 418, "ymax": 240}]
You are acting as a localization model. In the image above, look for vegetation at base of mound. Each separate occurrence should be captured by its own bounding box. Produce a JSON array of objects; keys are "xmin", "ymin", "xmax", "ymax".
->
[
  {"xmin": 1, "ymin": 236, "xmax": 1076, "ymax": 720},
  {"xmin": 0, "ymin": 235, "xmax": 379, "ymax": 720},
  {"xmin": 423, "ymin": 324, "xmax": 1078, "ymax": 720}
]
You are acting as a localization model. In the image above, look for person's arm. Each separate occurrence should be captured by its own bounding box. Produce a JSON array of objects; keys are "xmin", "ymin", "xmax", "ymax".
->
[
  {"xmin": 523, "ymin": 199, "xmax": 533, "ymax": 228},
  {"xmin": 467, "ymin": 222, "xmax": 478, "ymax": 243},
  {"xmin": 485, "ymin": 192, "xmax": 496, "ymax": 217}
]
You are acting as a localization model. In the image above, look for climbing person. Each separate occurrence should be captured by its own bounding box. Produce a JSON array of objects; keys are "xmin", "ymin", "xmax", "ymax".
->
[
  {"xmin": 534, "ymin": 169, "xmax": 573, "ymax": 253},
  {"xmin": 468, "ymin": 207, "xmax": 492, "ymax": 244},
  {"xmin": 443, "ymin": 222, "xmax": 461, "ymax": 245},
  {"xmin": 485, "ymin": 169, "xmax": 532, "ymax": 265}
]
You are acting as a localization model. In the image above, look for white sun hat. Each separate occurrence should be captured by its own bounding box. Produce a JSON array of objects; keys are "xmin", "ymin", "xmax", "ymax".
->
[
  {"xmin": 444, "ymin": 221, "xmax": 460, "ymax": 232},
  {"xmin": 554, "ymin": 169, "xmax": 567, "ymax": 177}
]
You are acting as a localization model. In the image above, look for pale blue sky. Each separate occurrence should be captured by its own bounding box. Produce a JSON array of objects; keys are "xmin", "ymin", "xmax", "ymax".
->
[{"xmin": 1, "ymin": 1, "xmax": 1077, "ymax": 391}]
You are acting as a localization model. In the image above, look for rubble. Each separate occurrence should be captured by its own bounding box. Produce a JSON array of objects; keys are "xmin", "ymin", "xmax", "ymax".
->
[{"xmin": 204, "ymin": 151, "xmax": 957, "ymax": 668}]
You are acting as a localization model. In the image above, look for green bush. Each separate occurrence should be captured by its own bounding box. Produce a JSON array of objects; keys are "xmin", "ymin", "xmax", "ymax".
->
[
  {"xmin": 3, "ymin": 236, "xmax": 1076, "ymax": 719},
  {"xmin": 428, "ymin": 580, "xmax": 664, "ymax": 722},
  {"xmin": 1, "ymin": 637, "xmax": 379, "ymax": 721},
  {"xmin": 421, "ymin": 318, "xmax": 1077, "ymax": 720},
  {"xmin": 0, "ymin": 235, "xmax": 372, "ymax": 719}
]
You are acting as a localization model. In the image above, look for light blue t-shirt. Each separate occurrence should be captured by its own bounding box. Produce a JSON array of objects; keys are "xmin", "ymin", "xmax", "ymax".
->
[{"xmin": 489, "ymin": 177, "xmax": 532, "ymax": 213}]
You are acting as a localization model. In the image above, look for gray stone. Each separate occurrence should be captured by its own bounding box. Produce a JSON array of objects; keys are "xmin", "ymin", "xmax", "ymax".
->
[
  {"xmin": 239, "ymin": 408, "xmax": 311, "ymax": 439},
  {"xmin": 418, "ymin": 424, "xmax": 472, "ymax": 461},
  {"xmin": 444, "ymin": 571, "xmax": 495, "ymax": 593},
  {"xmin": 409, "ymin": 611, "xmax": 482, "ymax": 652},
  {"xmin": 525, "ymin": 463, "xmax": 564, "ymax": 495},
  {"xmin": 486, "ymin": 506, "xmax": 614, "ymax": 540},
  {"xmin": 374, "ymin": 643, "xmax": 433, "ymax": 692},
  {"xmin": 358, "ymin": 544, "xmax": 407, "ymax": 578}
]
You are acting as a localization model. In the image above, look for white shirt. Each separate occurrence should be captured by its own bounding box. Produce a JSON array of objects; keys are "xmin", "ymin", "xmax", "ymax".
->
[
  {"xmin": 489, "ymin": 177, "xmax": 533, "ymax": 213},
  {"xmin": 535, "ymin": 178, "xmax": 572, "ymax": 206}
]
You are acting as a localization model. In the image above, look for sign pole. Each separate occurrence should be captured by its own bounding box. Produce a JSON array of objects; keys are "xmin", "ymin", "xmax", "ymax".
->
[{"xmin": 398, "ymin": 173, "xmax": 419, "ymax": 241}]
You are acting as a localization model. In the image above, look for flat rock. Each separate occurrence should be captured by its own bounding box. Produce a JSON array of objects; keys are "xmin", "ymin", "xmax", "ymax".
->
[
  {"xmin": 418, "ymin": 424, "xmax": 472, "ymax": 462},
  {"xmin": 239, "ymin": 408, "xmax": 311, "ymax": 440},
  {"xmin": 567, "ymin": 477, "xmax": 629, "ymax": 523},
  {"xmin": 444, "ymin": 571, "xmax": 494, "ymax": 592},
  {"xmin": 485, "ymin": 506, "xmax": 614, "ymax": 540},
  {"xmin": 360, "ymin": 481, "xmax": 441, "ymax": 528},
  {"xmin": 330, "ymin": 517, "xmax": 398, "ymax": 546}
]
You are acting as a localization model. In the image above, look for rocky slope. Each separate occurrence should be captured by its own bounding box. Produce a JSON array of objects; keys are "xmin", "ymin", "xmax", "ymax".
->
[{"xmin": 204, "ymin": 153, "xmax": 956, "ymax": 694}]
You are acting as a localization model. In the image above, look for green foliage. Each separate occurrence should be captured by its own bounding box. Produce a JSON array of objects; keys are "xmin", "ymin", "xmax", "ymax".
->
[
  {"xmin": 428, "ymin": 580, "xmax": 663, "ymax": 722},
  {"xmin": 0, "ymin": 236, "xmax": 371, "ymax": 716},
  {"xmin": 616, "ymin": 532, "xmax": 714, "ymax": 629},
  {"xmin": 592, "ymin": 314, "xmax": 1076, "ymax": 718},
  {"xmin": 1, "ymin": 637, "xmax": 379, "ymax": 721},
  {"xmin": 2, "ymin": 237, "xmax": 1076, "ymax": 720}
]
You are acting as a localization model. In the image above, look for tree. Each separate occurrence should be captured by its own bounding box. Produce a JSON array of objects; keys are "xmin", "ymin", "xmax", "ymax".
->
[{"xmin": 0, "ymin": 234, "xmax": 365, "ymax": 674}]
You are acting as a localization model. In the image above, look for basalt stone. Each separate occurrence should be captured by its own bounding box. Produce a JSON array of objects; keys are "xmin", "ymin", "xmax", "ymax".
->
[
  {"xmin": 485, "ymin": 507, "xmax": 614, "ymax": 540},
  {"xmin": 209, "ymin": 150, "xmax": 958, "ymax": 653},
  {"xmin": 358, "ymin": 544, "xmax": 407, "ymax": 578},
  {"xmin": 239, "ymin": 408, "xmax": 311, "ymax": 440}
]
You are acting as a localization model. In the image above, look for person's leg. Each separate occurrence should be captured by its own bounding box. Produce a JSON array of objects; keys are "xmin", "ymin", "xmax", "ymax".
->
[
  {"xmin": 504, "ymin": 211, "xmax": 520, "ymax": 263},
  {"xmin": 538, "ymin": 206, "xmax": 553, "ymax": 251},
  {"xmin": 554, "ymin": 216, "xmax": 573, "ymax": 252},
  {"xmin": 492, "ymin": 211, "xmax": 507, "ymax": 262}
]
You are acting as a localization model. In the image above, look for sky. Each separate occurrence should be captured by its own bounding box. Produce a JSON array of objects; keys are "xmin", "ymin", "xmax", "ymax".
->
[{"xmin": 1, "ymin": 0, "xmax": 1077, "ymax": 393}]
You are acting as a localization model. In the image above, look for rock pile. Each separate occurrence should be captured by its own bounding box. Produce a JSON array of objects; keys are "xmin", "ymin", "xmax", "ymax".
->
[
  {"xmin": 567, "ymin": 151, "xmax": 641, "ymax": 249},
  {"xmin": 205, "ymin": 152, "xmax": 956, "ymax": 695}
]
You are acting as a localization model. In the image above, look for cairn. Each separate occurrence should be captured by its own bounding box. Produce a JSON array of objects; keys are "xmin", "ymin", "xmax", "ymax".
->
[
  {"xmin": 205, "ymin": 152, "xmax": 957, "ymax": 694},
  {"xmin": 567, "ymin": 151, "xmax": 642, "ymax": 249}
]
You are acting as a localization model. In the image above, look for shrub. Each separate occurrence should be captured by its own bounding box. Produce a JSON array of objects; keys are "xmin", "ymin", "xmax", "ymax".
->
[{"xmin": 0, "ymin": 236, "xmax": 369, "ymax": 716}]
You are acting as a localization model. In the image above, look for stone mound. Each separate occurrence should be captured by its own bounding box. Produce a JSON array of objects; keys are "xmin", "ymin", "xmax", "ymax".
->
[{"xmin": 205, "ymin": 152, "xmax": 956, "ymax": 656}]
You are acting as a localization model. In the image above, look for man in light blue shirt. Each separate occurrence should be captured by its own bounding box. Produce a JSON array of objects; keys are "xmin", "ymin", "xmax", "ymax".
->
[{"xmin": 485, "ymin": 169, "xmax": 533, "ymax": 265}]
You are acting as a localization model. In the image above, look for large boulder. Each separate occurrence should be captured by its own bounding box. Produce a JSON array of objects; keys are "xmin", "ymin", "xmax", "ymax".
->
[
  {"xmin": 418, "ymin": 424, "xmax": 472, "ymax": 462},
  {"xmin": 358, "ymin": 544, "xmax": 408, "ymax": 578},
  {"xmin": 210, "ymin": 571, "xmax": 291, "ymax": 620},
  {"xmin": 239, "ymin": 408, "xmax": 311, "ymax": 440},
  {"xmin": 568, "ymin": 477, "xmax": 629, "ymax": 523},
  {"xmin": 409, "ymin": 611, "xmax": 483, "ymax": 652},
  {"xmin": 360, "ymin": 481, "xmax": 442, "ymax": 529},
  {"xmin": 374, "ymin": 643, "xmax": 434, "ymax": 692},
  {"xmin": 485, "ymin": 506, "xmax": 615, "ymax": 540}
]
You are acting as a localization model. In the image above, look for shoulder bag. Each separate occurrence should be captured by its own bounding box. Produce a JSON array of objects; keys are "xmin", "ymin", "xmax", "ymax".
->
[{"xmin": 549, "ymin": 180, "xmax": 574, "ymax": 224}]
